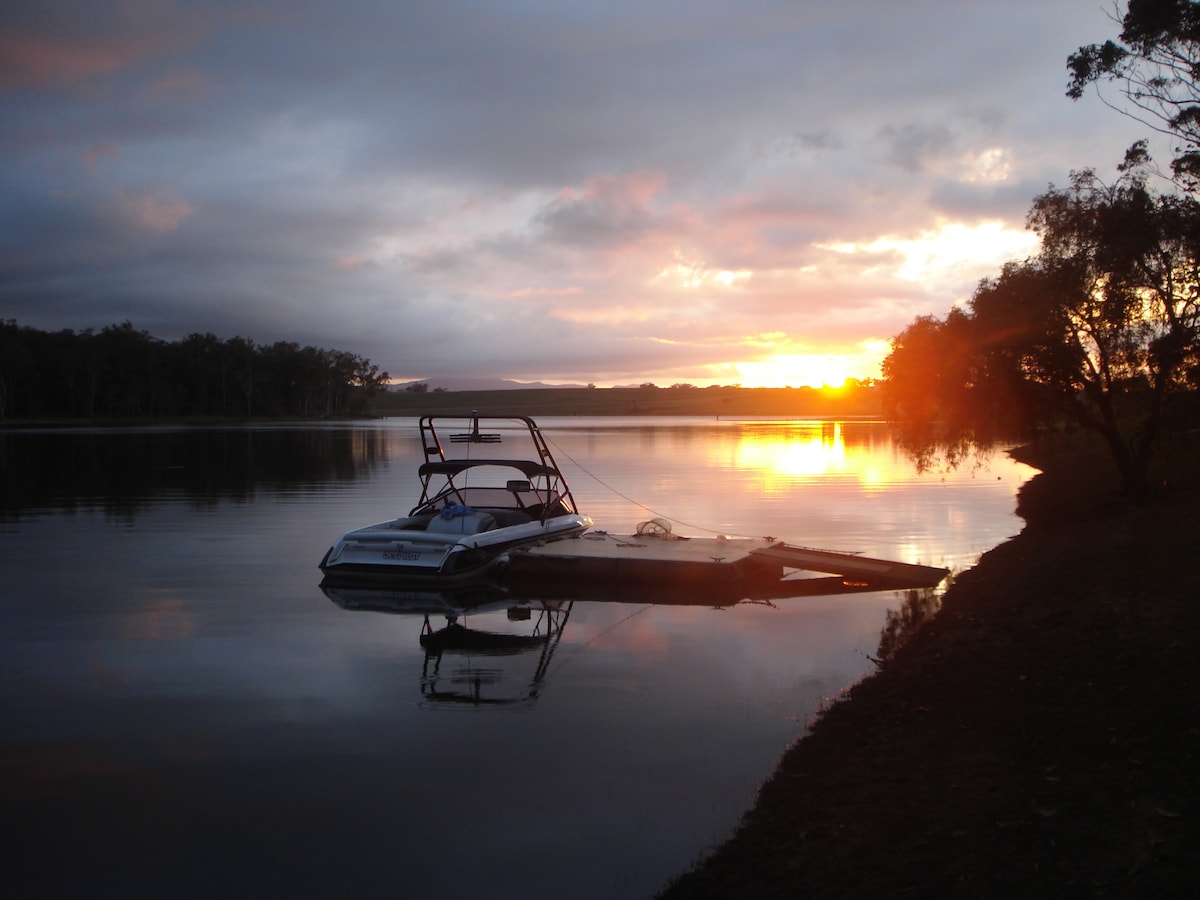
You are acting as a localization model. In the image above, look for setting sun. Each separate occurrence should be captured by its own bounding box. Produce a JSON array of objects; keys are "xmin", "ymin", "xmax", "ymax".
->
[
  {"xmin": 736, "ymin": 354, "xmax": 850, "ymax": 389},
  {"xmin": 728, "ymin": 339, "xmax": 891, "ymax": 389}
]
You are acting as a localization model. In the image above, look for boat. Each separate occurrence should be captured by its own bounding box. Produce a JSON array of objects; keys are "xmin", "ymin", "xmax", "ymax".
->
[{"xmin": 319, "ymin": 414, "xmax": 592, "ymax": 584}]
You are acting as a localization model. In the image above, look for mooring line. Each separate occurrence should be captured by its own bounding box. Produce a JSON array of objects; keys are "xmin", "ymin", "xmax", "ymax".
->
[
  {"xmin": 542, "ymin": 602, "xmax": 657, "ymax": 679},
  {"xmin": 546, "ymin": 434, "xmax": 753, "ymax": 539}
]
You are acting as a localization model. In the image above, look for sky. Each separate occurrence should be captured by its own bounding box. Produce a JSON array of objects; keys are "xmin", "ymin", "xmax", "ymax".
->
[{"xmin": 0, "ymin": 1, "xmax": 1157, "ymax": 388}]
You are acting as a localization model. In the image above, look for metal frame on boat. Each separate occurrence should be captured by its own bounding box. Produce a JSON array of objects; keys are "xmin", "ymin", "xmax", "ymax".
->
[{"xmin": 319, "ymin": 414, "xmax": 592, "ymax": 584}]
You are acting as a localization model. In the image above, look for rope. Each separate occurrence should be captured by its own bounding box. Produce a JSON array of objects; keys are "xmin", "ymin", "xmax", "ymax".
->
[
  {"xmin": 545, "ymin": 434, "xmax": 755, "ymax": 539},
  {"xmin": 541, "ymin": 602, "xmax": 657, "ymax": 679}
]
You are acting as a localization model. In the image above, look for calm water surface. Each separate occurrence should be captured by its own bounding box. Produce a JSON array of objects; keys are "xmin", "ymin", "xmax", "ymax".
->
[{"xmin": 1, "ymin": 417, "xmax": 1033, "ymax": 898}]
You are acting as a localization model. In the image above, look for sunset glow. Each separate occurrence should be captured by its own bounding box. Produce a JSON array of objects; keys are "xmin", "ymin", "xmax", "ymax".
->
[
  {"xmin": 733, "ymin": 354, "xmax": 853, "ymax": 389},
  {"xmin": 1, "ymin": 2, "xmax": 1147, "ymax": 391},
  {"xmin": 818, "ymin": 220, "xmax": 1040, "ymax": 288},
  {"xmin": 718, "ymin": 338, "xmax": 892, "ymax": 389}
]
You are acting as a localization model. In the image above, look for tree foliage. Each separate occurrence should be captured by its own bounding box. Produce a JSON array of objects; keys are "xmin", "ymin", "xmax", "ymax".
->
[
  {"xmin": 883, "ymin": 157, "xmax": 1200, "ymax": 494},
  {"xmin": 0, "ymin": 321, "xmax": 389, "ymax": 420},
  {"xmin": 1068, "ymin": 0, "xmax": 1200, "ymax": 187}
]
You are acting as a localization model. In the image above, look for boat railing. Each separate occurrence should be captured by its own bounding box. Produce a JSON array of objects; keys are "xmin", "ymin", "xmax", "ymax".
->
[{"xmin": 417, "ymin": 414, "xmax": 582, "ymax": 523}]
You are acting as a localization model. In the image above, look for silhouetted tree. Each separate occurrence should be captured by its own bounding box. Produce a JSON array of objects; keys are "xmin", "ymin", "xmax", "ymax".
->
[
  {"xmin": 884, "ymin": 155, "xmax": 1200, "ymax": 494},
  {"xmin": 0, "ymin": 322, "xmax": 389, "ymax": 421},
  {"xmin": 1068, "ymin": 0, "xmax": 1200, "ymax": 187},
  {"xmin": 176, "ymin": 332, "xmax": 234, "ymax": 415}
]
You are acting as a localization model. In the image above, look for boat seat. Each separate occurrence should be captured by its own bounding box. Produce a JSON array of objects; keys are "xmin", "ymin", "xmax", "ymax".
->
[{"xmin": 426, "ymin": 510, "xmax": 496, "ymax": 535}]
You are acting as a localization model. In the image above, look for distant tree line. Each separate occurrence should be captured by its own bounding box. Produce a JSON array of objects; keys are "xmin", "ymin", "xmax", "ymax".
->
[
  {"xmin": 0, "ymin": 320, "xmax": 389, "ymax": 420},
  {"xmin": 369, "ymin": 381, "xmax": 883, "ymax": 418}
]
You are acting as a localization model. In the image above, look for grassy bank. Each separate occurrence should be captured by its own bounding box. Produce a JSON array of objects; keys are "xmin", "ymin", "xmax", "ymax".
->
[{"xmin": 660, "ymin": 434, "xmax": 1200, "ymax": 898}]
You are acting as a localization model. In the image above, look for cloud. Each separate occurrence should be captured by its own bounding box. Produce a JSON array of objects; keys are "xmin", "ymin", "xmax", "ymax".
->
[
  {"xmin": 0, "ymin": 0, "xmax": 1158, "ymax": 386},
  {"xmin": 114, "ymin": 189, "xmax": 194, "ymax": 232},
  {"xmin": 0, "ymin": 1, "xmax": 257, "ymax": 90},
  {"xmin": 81, "ymin": 142, "xmax": 121, "ymax": 172},
  {"xmin": 883, "ymin": 122, "xmax": 957, "ymax": 174},
  {"xmin": 536, "ymin": 173, "xmax": 671, "ymax": 249},
  {"xmin": 0, "ymin": 32, "xmax": 131, "ymax": 88}
]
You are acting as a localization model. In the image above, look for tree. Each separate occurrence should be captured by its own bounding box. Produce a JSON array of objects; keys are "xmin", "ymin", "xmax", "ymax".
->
[
  {"xmin": 881, "ymin": 307, "xmax": 1026, "ymax": 472},
  {"xmin": 226, "ymin": 336, "xmax": 258, "ymax": 417},
  {"xmin": 883, "ymin": 157, "xmax": 1200, "ymax": 495},
  {"xmin": 350, "ymin": 355, "xmax": 388, "ymax": 397},
  {"xmin": 0, "ymin": 322, "xmax": 389, "ymax": 421},
  {"xmin": 92, "ymin": 322, "xmax": 165, "ymax": 417},
  {"xmin": 0, "ymin": 320, "xmax": 26, "ymax": 418},
  {"xmin": 1068, "ymin": 0, "xmax": 1200, "ymax": 187}
]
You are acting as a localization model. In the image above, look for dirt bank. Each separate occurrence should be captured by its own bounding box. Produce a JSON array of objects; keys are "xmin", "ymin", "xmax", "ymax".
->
[{"xmin": 661, "ymin": 438, "xmax": 1200, "ymax": 898}]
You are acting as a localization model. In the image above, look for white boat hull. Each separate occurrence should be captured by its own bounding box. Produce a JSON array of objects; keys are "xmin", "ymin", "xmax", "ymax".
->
[
  {"xmin": 320, "ymin": 512, "xmax": 593, "ymax": 584},
  {"xmin": 320, "ymin": 415, "xmax": 592, "ymax": 585}
]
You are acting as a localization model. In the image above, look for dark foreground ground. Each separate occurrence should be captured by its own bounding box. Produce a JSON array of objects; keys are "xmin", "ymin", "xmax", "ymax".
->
[{"xmin": 661, "ymin": 436, "xmax": 1200, "ymax": 898}]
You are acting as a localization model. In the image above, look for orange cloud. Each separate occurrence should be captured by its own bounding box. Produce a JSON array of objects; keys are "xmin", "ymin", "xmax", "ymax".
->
[
  {"xmin": 146, "ymin": 68, "xmax": 211, "ymax": 100},
  {"xmin": 81, "ymin": 142, "xmax": 120, "ymax": 173},
  {"xmin": 0, "ymin": 32, "xmax": 132, "ymax": 88},
  {"xmin": 116, "ymin": 189, "xmax": 194, "ymax": 232}
]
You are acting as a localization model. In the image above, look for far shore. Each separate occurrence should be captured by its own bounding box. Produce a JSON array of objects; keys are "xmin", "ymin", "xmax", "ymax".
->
[
  {"xmin": 1, "ymin": 384, "xmax": 887, "ymax": 426},
  {"xmin": 659, "ymin": 432, "xmax": 1200, "ymax": 897},
  {"xmin": 368, "ymin": 383, "xmax": 885, "ymax": 419}
]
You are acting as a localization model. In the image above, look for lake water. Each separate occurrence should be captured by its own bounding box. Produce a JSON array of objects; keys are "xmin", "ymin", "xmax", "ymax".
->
[{"xmin": 1, "ymin": 417, "xmax": 1034, "ymax": 898}]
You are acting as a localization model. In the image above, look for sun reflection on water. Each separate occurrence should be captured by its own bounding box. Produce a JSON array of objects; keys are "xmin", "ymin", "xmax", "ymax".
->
[{"xmin": 724, "ymin": 421, "xmax": 913, "ymax": 488}]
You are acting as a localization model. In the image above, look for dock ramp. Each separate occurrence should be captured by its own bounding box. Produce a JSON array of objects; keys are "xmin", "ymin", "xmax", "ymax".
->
[{"xmin": 748, "ymin": 542, "xmax": 948, "ymax": 587}]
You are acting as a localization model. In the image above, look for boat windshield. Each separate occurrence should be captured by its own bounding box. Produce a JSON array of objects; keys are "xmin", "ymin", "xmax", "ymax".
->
[{"xmin": 412, "ymin": 462, "xmax": 574, "ymax": 520}]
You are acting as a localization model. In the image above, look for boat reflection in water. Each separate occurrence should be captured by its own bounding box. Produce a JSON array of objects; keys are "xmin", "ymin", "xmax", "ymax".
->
[
  {"xmin": 320, "ymin": 569, "xmax": 940, "ymax": 709},
  {"xmin": 322, "ymin": 582, "xmax": 573, "ymax": 708}
]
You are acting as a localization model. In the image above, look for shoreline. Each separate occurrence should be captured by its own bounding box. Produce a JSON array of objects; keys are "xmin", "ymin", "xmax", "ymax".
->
[{"xmin": 660, "ymin": 438, "xmax": 1200, "ymax": 897}]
